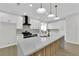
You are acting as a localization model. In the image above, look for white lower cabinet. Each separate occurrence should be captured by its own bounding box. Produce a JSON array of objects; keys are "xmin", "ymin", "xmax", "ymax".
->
[
  {"xmin": 48, "ymin": 20, "xmax": 65, "ymax": 30},
  {"xmin": 0, "ymin": 23, "xmax": 16, "ymax": 48}
]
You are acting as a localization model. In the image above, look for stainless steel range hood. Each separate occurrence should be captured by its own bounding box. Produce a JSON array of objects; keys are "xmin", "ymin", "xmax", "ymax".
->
[{"xmin": 23, "ymin": 16, "xmax": 31, "ymax": 26}]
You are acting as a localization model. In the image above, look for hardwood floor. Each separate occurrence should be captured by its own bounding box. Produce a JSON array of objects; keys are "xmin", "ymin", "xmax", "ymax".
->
[
  {"xmin": 0, "ymin": 42, "xmax": 79, "ymax": 56},
  {"xmin": 55, "ymin": 42, "xmax": 79, "ymax": 56},
  {"xmin": 64, "ymin": 42, "xmax": 79, "ymax": 56},
  {"xmin": 0, "ymin": 45, "xmax": 17, "ymax": 56}
]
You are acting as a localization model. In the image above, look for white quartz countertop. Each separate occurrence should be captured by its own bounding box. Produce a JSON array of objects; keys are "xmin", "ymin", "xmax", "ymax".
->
[{"xmin": 17, "ymin": 31, "xmax": 64, "ymax": 56}]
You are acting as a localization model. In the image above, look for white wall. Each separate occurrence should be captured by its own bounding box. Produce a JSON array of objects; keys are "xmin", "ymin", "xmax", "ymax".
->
[{"xmin": 65, "ymin": 14, "xmax": 79, "ymax": 44}]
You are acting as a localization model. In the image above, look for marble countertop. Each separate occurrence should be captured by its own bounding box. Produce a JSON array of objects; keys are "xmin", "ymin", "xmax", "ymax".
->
[{"xmin": 17, "ymin": 31, "xmax": 64, "ymax": 56}]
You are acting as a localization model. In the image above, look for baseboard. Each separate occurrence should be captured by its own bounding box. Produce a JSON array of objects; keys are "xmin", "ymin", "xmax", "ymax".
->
[
  {"xmin": 0, "ymin": 43, "xmax": 17, "ymax": 49},
  {"xmin": 65, "ymin": 40, "xmax": 79, "ymax": 45}
]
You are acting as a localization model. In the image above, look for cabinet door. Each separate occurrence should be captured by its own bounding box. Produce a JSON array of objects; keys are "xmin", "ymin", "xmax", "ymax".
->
[
  {"xmin": 0, "ymin": 17, "xmax": 8, "ymax": 23},
  {"xmin": 16, "ymin": 17, "xmax": 23, "ymax": 29},
  {"xmin": 0, "ymin": 13, "xmax": 17, "ymax": 23},
  {"xmin": 9, "ymin": 19, "xmax": 17, "ymax": 23},
  {"xmin": 45, "ymin": 45, "xmax": 51, "ymax": 56},
  {"xmin": 7, "ymin": 15, "xmax": 17, "ymax": 23},
  {"xmin": 0, "ymin": 12, "xmax": 8, "ymax": 23},
  {"xmin": 54, "ymin": 39, "xmax": 60, "ymax": 50},
  {"xmin": 50, "ymin": 43, "xmax": 56, "ymax": 56},
  {"xmin": 30, "ymin": 19, "xmax": 40, "ymax": 29},
  {"xmin": 48, "ymin": 20, "xmax": 65, "ymax": 30},
  {"xmin": 32, "ymin": 48, "xmax": 45, "ymax": 56}
]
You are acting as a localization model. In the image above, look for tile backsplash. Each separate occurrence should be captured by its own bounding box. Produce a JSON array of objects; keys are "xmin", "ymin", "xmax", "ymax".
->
[{"xmin": 16, "ymin": 26, "xmax": 40, "ymax": 35}]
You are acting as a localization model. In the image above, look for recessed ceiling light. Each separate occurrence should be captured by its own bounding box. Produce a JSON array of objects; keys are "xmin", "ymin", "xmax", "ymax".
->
[
  {"xmin": 24, "ymin": 13, "xmax": 26, "ymax": 15},
  {"xmin": 29, "ymin": 4, "xmax": 33, "ymax": 7}
]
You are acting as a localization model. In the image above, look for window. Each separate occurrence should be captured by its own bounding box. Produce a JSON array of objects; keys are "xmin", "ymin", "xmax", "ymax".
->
[{"xmin": 41, "ymin": 23, "xmax": 47, "ymax": 31}]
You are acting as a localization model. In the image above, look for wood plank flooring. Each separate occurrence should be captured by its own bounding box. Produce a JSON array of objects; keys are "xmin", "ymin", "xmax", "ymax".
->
[
  {"xmin": 55, "ymin": 42, "xmax": 79, "ymax": 56},
  {"xmin": 0, "ymin": 42, "xmax": 79, "ymax": 56},
  {"xmin": 0, "ymin": 45, "xmax": 17, "ymax": 56}
]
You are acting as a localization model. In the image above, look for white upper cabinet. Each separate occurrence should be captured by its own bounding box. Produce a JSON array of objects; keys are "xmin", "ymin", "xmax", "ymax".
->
[
  {"xmin": 0, "ymin": 12, "xmax": 23, "ymax": 29},
  {"xmin": 0, "ymin": 12, "xmax": 17, "ymax": 23},
  {"xmin": 16, "ymin": 17, "xmax": 23, "ymax": 29},
  {"xmin": 30, "ymin": 18, "xmax": 40, "ymax": 29},
  {"xmin": 48, "ymin": 20, "xmax": 66, "ymax": 35},
  {"xmin": 48, "ymin": 20, "xmax": 65, "ymax": 30}
]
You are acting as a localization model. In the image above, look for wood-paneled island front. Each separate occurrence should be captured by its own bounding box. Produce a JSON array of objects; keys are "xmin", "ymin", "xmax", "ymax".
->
[{"xmin": 32, "ymin": 36, "xmax": 64, "ymax": 56}]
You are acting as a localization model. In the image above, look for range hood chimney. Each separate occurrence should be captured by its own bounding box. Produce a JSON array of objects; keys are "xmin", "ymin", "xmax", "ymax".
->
[{"xmin": 23, "ymin": 16, "xmax": 31, "ymax": 26}]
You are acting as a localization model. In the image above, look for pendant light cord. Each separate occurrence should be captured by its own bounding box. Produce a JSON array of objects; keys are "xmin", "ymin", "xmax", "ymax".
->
[
  {"xmin": 55, "ymin": 5, "xmax": 58, "ymax": 17},
  {"xmin": 50, "ymin": 3, "xmax": 52, "ymax": 14}
]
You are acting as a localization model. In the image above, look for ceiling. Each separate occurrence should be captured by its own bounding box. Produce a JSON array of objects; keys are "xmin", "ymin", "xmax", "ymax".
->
[{"xmin": 0, "ymin": 3, "xmax": 79, "ymax": 22}]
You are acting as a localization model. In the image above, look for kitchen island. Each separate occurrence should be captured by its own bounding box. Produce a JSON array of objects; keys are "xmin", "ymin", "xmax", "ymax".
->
[{"xmin": 17, "ymin": 31, "xmax": 65, "ymax": 56}]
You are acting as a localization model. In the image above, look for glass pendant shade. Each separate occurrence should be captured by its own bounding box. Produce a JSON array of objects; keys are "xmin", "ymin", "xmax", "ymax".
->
[
  {"xmin": 54, "ymin": 16, "xmax": 60, "ymax": 20},
  {"xmin": 36, "ymin": 3, "xmax": 46, "ymax": 14},
  {"xmin": 54, "ymin": 5, "xmax": 60, "ymax": 20},
  {"xmin": 48, "ymin": 3, "xmax": 55, "ymax": 17},
  {"xmin": 48, "ymin": 14, "xmax": 55, "ymax": 17},
  {"xmin": 37, "ymin": 8, "xmax": 46, "ymax": 14}
]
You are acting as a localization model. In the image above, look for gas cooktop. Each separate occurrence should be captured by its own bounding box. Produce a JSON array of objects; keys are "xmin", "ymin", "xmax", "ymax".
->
[{"xmin": 22, "ymin": 31, "xmax": 37, "ymax": 38}]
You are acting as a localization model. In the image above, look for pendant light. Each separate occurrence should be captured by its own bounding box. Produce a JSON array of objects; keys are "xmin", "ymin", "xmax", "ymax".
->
[
  {"xmin": 36, "ymin": 3, "xmax": 46, "ymax": 14},
  {"xmin": 48, "ymin": 3, "xmax": 55, "ymax": 17},
  {"xmin": 54, "ymin": 5, "xmax": 60, "ymax": 20}
]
